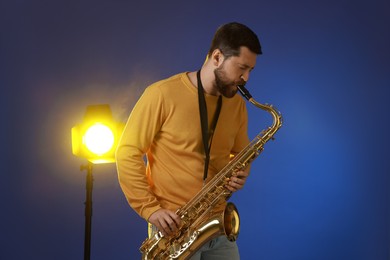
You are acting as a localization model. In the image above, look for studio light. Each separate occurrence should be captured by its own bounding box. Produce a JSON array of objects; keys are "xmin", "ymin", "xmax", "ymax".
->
[{"xmin": 71, "ymin": 104, "xmax": 125, "ymax": 260}]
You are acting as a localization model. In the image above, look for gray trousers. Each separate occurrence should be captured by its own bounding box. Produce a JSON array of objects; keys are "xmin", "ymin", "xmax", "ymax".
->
[
  {"xmin": 188, "ymin": 235, "xmax": 240, "ymax": 260},
  {"xmin": 148, "ymin": 224, "xmax": 240, "ymax": 260}
]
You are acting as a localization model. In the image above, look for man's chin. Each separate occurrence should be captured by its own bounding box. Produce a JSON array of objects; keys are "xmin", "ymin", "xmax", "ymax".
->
[{"xmin": 222, "ymin": 87, "xmax": 238, "ymax": 98}]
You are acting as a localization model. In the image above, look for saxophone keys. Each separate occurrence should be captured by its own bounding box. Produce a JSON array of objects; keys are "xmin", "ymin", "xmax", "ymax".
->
[
  {"xmin": 184, "ymin": 228, "xmax": 196, "ymax": 244},
  {"xmin": 157, "ymin": 237, "xmax": 168, "ymax": 250},
  {"xmin": 169, "ymin": 242, "xmax": 181, "ymax": 255},
  {"xmin": 184, "ymin": 232, "xmax": 191, "ymax": 243}
]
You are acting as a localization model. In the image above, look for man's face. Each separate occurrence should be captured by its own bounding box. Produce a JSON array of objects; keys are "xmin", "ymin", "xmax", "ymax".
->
[{"xmin": 214, "ymin": 46, "xmax": 257, "ymax": 98}]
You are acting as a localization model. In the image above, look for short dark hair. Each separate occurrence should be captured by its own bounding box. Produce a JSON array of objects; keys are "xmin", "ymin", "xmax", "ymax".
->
[{"xmin": 207, "ymin": 22, "xmax": 262, "ymax": 58}]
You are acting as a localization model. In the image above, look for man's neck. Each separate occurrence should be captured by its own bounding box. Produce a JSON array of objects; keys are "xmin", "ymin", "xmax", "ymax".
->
[{"xmin": 188, "ymin": 69, "xmax": 219, "ymax": 96}]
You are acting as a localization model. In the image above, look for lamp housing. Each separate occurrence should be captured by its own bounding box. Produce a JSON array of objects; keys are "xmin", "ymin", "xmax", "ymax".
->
[{"xmin": 72, "ymin": 104, "xmax": 125, "ymax": 164}]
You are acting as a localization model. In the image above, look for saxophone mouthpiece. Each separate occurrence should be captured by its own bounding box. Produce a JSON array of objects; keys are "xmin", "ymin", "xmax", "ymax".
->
[{"xmin": 237, "ymin": 84, "xmax": 252, "ymax": 100}]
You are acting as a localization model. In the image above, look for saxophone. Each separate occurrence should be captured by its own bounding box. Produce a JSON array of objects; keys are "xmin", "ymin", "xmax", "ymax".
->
[{"xmin": 139, "ymin": 85, "xmax": 283, "ymax": 260}]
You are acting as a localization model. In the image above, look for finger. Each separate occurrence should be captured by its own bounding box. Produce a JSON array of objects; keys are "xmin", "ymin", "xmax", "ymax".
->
[
  {"xmin": 235, "ymin": 170, "xmax": 249, "ymax": 178},
  {"xmin": 226, "ymin": 183, "xmax": 238, "ymax": 192},
  {"xmin": 158, "ymin": 218, "xmax": 172, "ymax": 236},
  {"xmin": 226, "ymin": 180, "xmax": 238, "ymax": 192},
  {"xmin": 167, "ymin": 211, "xmax": 182, "ymax": 226},
  {"xmin": 227, "ymin": 177, "xmax": 244, "ymax": 191},
  {"xmin": 233, "ymin": 176, "xmax": 245, "ymax": 184},
  {"xmin": 161, "ymin": 213, "xmax": 181, "ymax": 235},
  {"xmin": 166, "ymin": 220, "xmax": 178, "ymax": 233}
]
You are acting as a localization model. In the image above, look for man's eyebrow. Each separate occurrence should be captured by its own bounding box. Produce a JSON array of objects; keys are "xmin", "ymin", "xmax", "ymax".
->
[{"xmin": 239, "ymin": 63, "xmax": 255, "ymax": 70}]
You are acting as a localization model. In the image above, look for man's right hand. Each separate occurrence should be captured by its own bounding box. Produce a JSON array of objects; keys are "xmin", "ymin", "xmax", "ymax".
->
[{"xmin": 148, "ymin": 209, "xmax": 182, "ymax": 237}]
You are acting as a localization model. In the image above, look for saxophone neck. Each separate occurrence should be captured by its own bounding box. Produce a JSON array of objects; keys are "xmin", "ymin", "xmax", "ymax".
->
[
  {"xmin": 237, "ymin": 85, "xmax": 264, "ymax": 108},
  {"xmin": 237, "ymin": 84, "xmax": 283, "ymax": 131}
]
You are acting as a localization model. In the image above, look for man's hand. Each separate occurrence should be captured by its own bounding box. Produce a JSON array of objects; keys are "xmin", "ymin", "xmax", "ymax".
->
[
  {"xmin": 226, "ymin": 168, "xmax": 250, "ymax": 192},
  {"xmin": 148, "ymin": 209, "xmax": 181, "ymax": 237}
]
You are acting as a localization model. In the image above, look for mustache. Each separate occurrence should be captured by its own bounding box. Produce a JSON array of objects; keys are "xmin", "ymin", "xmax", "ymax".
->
[{"xmin": 237, "ymin": 80, "xmax": 246, "ymax": 87}]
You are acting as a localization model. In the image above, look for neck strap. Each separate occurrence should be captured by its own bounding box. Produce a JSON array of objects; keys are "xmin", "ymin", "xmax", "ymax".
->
[{"xmin": 197, "ymin": 70, "xmax": 222, "ymax": 181}]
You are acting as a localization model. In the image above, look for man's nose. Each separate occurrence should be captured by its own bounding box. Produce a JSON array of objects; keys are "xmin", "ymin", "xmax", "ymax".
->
[
  {"xmin": 241, "ymin": 72, "xmax": 249, "ymax": 83},
  {"xmin": 241, "ymin": 71, "xmax": 249, "ymax": 82}
]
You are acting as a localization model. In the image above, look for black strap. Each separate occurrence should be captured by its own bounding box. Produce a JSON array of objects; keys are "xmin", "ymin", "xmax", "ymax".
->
[{"xmin": 197, "ymin": 70, "xmax": 222, "ymax": 181}]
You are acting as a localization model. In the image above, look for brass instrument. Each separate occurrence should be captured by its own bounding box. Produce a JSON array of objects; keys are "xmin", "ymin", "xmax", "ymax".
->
[{"xmin": 140, "ymin": 85, "xmax": 283, "ymax": 259}]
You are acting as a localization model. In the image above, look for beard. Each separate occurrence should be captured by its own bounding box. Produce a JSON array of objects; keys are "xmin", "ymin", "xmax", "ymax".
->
[{"xmin": 214, "ymin": 65, "xmax": 245, "ymax": 98}]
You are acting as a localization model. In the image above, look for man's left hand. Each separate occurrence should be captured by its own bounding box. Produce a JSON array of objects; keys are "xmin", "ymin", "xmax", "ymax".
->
[{"xmin": 226, "ymin": 168, "xmax": 250, "ymax": 192}]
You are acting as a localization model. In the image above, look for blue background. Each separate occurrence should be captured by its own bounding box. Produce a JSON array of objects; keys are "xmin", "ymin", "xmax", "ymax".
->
[{"xmin": 1, "ymin": 0, "xmax": 389, "ymax": 259}]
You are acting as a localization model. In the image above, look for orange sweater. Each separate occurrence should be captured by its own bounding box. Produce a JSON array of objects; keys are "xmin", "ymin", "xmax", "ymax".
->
[{"xmin": 116, "ymin": 72, "xmax": 249, "ymax": 221}]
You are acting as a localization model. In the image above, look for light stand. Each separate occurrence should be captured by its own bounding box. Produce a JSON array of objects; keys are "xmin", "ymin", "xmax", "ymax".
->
[
  {"xmin": 72, "ymin": 104, "xmax": 125, "ymax": 259},
  {"xmin": 81, "ymin": 162, "xmax": 93, "ymax": 260}
]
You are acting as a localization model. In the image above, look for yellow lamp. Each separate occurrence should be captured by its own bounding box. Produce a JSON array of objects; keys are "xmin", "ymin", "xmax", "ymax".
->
[
  {"xmin": 72, "ymin": 104, "xmax": 125, "ymax": 164},
  {"xmin": 72, "ymin": 104, "xmax": 126, "ymax": 259}
]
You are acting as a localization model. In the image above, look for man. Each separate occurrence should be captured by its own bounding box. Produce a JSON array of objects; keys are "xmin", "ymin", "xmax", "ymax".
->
[{"xmin": 116, "ymin": 22, "xmax": 262, "ymax": 259}]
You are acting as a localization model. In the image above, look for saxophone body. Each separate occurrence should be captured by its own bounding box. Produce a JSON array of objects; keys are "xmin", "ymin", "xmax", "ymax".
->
[{"xmin": 139, "ymin": 85, "xmax": 282, "ymax": 260}]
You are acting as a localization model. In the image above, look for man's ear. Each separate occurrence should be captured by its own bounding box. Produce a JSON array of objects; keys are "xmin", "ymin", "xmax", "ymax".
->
[{"xmin": 211, "ymin": 49, "xmax": 224, "ymax": 66}]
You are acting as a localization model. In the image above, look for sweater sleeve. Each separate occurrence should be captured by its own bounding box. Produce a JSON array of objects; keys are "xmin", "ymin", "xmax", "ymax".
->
[{"xmin": 116, "ymin": 85, "xmax": 164, "ymax": 221}]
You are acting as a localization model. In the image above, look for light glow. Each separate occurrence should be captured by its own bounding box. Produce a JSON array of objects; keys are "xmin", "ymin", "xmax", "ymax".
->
[{"xmin": 83, "ymin": 123, "xmax": 115, "ymax": 155}]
